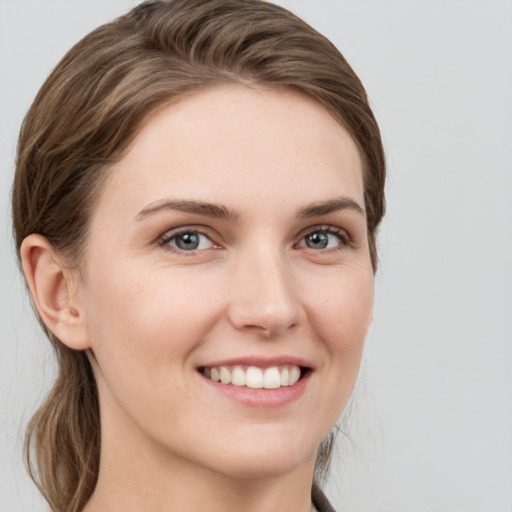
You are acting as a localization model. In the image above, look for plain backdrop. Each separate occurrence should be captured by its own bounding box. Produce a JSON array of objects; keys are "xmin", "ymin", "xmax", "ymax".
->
[{"xmin": 1, "ymin": 1, "xmax": 511, "ymax": 511}]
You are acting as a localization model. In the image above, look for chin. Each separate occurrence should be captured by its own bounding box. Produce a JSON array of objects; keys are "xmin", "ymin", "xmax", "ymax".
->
[{"xmin": 195, "ymin": 434, "xmax": 319, "ymax": 481}]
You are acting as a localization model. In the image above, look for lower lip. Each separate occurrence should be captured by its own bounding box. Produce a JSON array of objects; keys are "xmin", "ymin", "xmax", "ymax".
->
[{"xmin": 199, "ymin": 371, "xmax": 311, "ymax": 408}]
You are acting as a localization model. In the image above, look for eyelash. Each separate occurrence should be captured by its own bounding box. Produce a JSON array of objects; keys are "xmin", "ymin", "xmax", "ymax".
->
[
  {"xmin": 297, "ymin": 225, "xmax": 351, "ymax": 251},
  {"xmin": 159, "ymin": 227, "xmax": 216, "ymax": 255},
  {"xmin": 158, "ymin": 225, "xmax": 350, "ymax": 255}
]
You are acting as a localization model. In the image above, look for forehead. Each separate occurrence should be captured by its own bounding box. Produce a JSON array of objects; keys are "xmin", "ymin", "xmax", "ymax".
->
[{"xmin": 94, "ymin": 84, "xmax": 364, "ymax": 219}]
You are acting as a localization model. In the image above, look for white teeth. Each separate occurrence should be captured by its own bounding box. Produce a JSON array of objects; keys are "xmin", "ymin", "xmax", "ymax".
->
[
  {"xmin": 263, "ymin": 367, "xmax": 281, "ymax": 389},
  {"xmin": 231, "ymin": 366, "xmax": 246, "ymax": 387},
  {"xmin": 280, "ymin": 367, "xmax": 289, "ymax": 387},
  {"xmin": 203, "ymin": 364, "xmax": 304, "ymax": 389},
  {"xmin": 220, "ymin": 366, "xmax": 231, "ymax": 385},
  {"xmin": 246, "ymin": 366, "xmax": 263, "ymax": 388},
  {"xmin": 289, "ymin": 365, "xmax": 301, "ymax": 386}
]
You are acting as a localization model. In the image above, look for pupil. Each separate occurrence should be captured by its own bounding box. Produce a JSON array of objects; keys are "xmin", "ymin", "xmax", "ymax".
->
[
  {"xmin": 306, "ymin": 232, "xmax": 328, "ymax": 249},
  {"xmin": 176, "ymin": 233, "xmax": 199, "ymax": 250}
]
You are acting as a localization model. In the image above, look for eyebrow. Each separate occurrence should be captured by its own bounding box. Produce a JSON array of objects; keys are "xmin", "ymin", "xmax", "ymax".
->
[
  {"xmin": 135, "ymin": 196, "xmax": 364, "ymax": 222},
  {"xmin": 136, "ymin": 199, "xmax": 239, "ymax": 221},
  {"xmin": 296, "ymin": 197, "xmax": 365, "ymax": 218}
]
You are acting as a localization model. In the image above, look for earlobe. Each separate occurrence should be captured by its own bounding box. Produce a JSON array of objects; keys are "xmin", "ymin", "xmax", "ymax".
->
[{"xmin": 20, "ymin": 234, "xmax": 91, "ymax": 350}]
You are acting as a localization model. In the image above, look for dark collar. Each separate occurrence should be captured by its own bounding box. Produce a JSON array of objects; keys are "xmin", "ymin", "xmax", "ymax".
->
[{"xmin": 311, "ymin": 483, "xmax": 337, "ymax": 512}]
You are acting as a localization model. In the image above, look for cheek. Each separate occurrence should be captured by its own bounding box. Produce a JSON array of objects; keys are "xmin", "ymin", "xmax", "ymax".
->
[
  {"xmin": 80, "ymin": 264, "xmax": 227, "ymax": 437},
  {"xmin": 308, "ymin": 265, "xmax": 374, "ymax": 349},
  {"xmin": 309, "ymin": 266, "xmax": 373, "ymax": 395},
  {"xmin": 291, "ymin": 266, "xmax": 374, "ymax": 443},
  {"xmin": 82, "ymin": 263, "xmax": 224, "ymax": 375}
]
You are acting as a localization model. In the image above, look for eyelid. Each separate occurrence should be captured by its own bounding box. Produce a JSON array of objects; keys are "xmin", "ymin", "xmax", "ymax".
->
[
  {"xmin": 156, "ymin": 223, "xmax": 352, "ymax": 254},
  {"xmin": 158, "ymin": 225, "xmax": 221, "ymax": 253},
  {"xmin": 295, "ymin": 224, "xmax": 351, "ymax": 249}
]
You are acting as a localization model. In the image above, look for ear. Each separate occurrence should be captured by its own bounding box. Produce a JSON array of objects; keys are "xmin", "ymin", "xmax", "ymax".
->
[{"xmin": 20, "ymin": 234, "xmax": 91, "ymax": 350}]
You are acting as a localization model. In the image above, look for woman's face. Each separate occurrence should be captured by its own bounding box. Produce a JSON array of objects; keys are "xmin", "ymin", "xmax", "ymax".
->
[{"xmin": 77, "ymin": 84, "xmax": 374, "ymax": 480}]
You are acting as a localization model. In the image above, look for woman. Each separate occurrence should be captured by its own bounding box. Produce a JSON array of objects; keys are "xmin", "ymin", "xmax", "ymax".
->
[{"xmin": 12, "ymin": 1, "xmax": 385, "ymax": 511}]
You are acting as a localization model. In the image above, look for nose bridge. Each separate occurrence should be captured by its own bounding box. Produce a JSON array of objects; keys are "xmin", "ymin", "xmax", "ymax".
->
[{"xmin": 228, "ymin": 242, "xmax": 300, "ymax": 336}]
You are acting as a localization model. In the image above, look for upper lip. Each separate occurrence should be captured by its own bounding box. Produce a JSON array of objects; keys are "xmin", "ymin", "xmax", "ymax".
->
[{"xmin": 198, "ymin": 355, "xmax": 314, "ymax": 369}]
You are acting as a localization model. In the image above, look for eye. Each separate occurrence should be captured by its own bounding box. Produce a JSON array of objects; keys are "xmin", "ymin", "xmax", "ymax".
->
[
  {"xmin": 297, "ymin": 227, "xmax": 348, "ymax": 250},
  {"xmin": 161, "ymin": 230, "xmax": 215, "ymax": 252}
]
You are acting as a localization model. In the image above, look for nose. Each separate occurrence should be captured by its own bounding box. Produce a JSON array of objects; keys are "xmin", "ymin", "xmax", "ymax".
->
[{"xmin": 227, "ymin": 248, "xmax": 302, "ymax": 338}]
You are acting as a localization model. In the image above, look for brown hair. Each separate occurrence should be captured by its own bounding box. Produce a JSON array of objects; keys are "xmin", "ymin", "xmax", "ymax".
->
[{"xmin": 12, "ymin": 1, "xmax": 386, "ymax": 510}]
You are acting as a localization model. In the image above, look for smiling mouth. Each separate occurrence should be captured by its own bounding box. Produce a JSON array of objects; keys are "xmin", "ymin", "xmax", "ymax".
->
[{"xmin": 198, "ymin": 364, "xmax": 310, "ymax": 389}]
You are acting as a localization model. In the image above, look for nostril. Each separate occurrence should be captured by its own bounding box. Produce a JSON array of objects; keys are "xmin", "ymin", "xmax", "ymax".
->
[{"xmin": 240, "ymin": 321, "xmax": 298, "ymax": 339}]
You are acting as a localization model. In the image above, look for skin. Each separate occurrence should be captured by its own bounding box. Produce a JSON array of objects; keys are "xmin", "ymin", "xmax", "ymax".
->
[{"xmin": 22, "ymin": 84, "xmax": 374, "ymax": 512}]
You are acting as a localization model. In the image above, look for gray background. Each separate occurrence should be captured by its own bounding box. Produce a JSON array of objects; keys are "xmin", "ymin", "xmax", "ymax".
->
[{"xmin": 1, "ymin": 1, "xmax": 511, "ymax": 511}]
